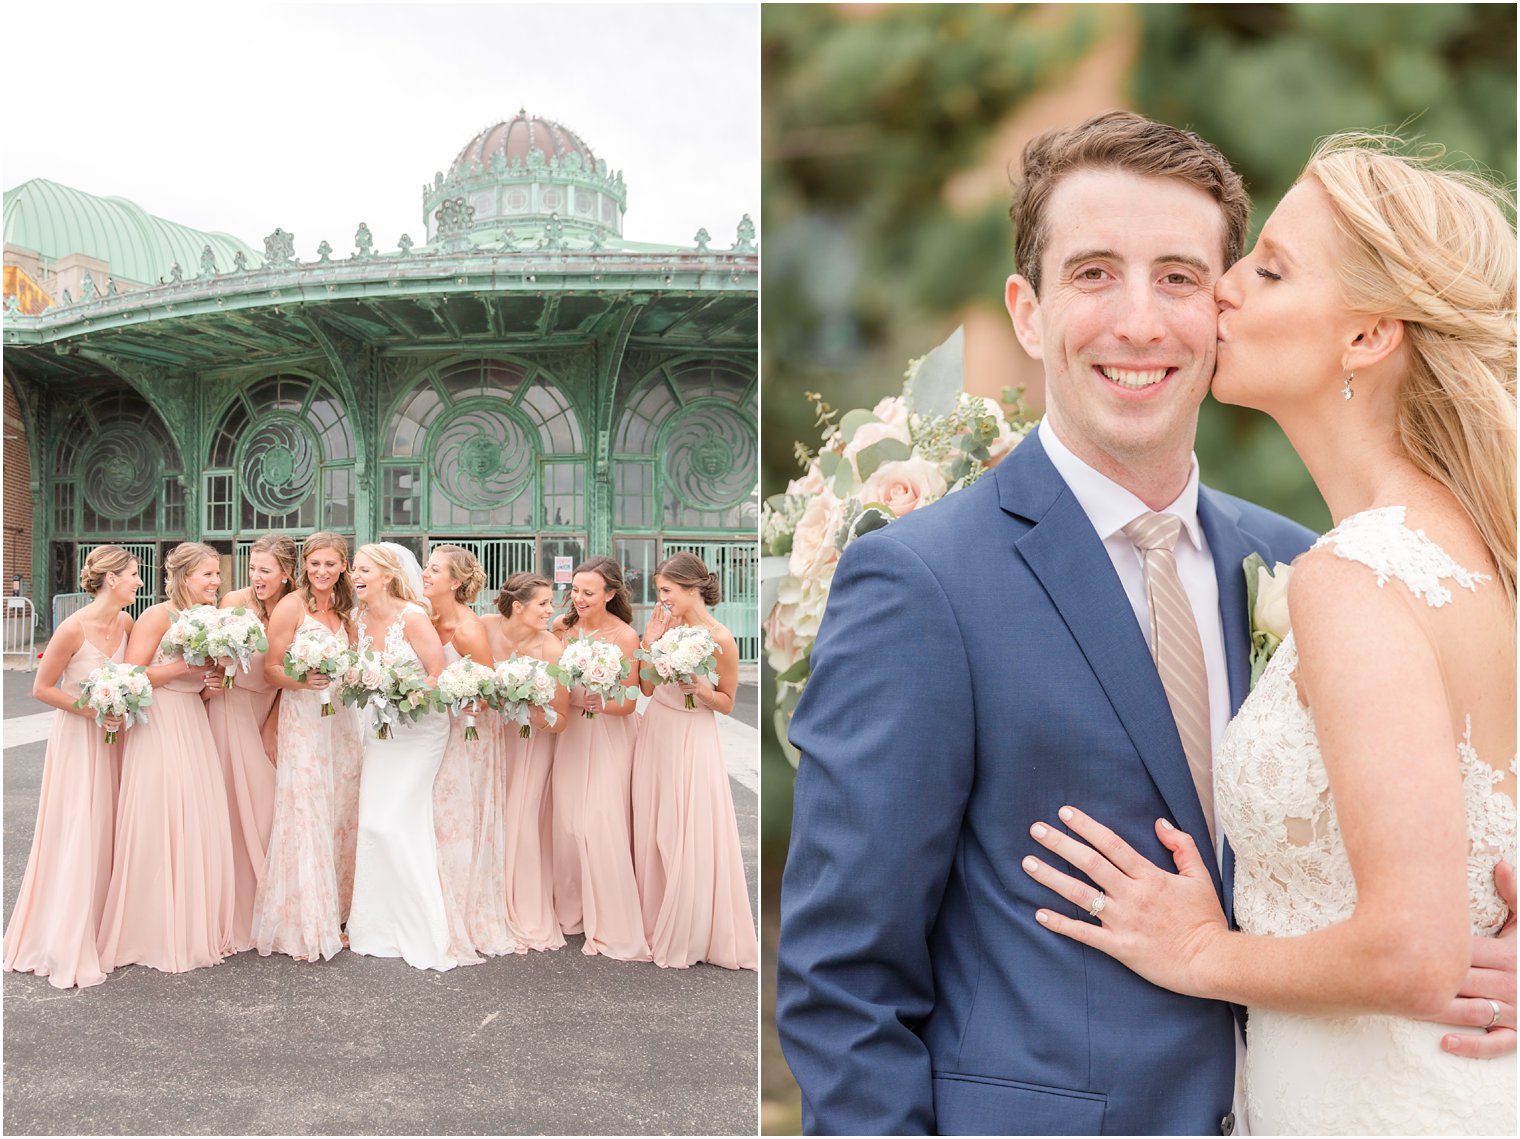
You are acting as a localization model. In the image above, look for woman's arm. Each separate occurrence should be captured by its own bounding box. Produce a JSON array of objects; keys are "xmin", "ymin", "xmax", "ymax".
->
[
  {"xmin": 596, "ymin": 623, "xmax": 643, "ymax": 718},
  {"xmin": 125, "ymin": 605, "xmax": 198, "ymax": 688},
  {"xmin": 404, "ymin": 609, "xmax": 447, "ymax": 681},
  {"xmin": 32, "ymin": 617, "xmax": 93, "ymax": 717},
  {"xmin": 1024, "ymin": 551, "xmax": 1472, "ymax": 1019},
  {"xmin": 636, "ymin": 603, "xmax": 676, "ymax": 696},
  {"xmin": 533, "ymin": 632, "xmax": 571, "ymax": 735},
  {"xmin": 261, "ymin": 691, "xmax": 282, "ymax": 763},
  {"xmin": 263, "ymin": 594, "xmax": 322, "ymax": 692},
  {"xmin": 451, "ymin": 618, "xmax": 495, "ymax": 668}
]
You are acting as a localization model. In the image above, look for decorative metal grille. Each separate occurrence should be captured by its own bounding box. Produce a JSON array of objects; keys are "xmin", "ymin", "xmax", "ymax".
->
[
  {"xmin": 661, "ymin": 402, "xmax": 755, "ymax": 512},
  {"xmin": 430, "ymin": 403, "xmax": 535, "ymax": 510},
  {"xmin": 77, "ymin": 542, "xmax": 156, "ymax": 619},
  {"xmin": 425, "ymin": 537, "xmax": 536, "ymax": 617},
  {"xmin": 80, "ymin": 425, "xmax": 160, "ymax": 520},
  {"xmin": 237, "ymin": 414, "xmax": 319, "ymax": 514}
]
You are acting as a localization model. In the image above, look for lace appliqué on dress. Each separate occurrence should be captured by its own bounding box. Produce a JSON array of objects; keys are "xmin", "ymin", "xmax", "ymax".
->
[
  {"xmin": 356, "ymin": 602, "xmax": 426, "ymax": 663},
  {"xmin": 1310, "ymin": 505, "xmax": 1489, "ymax": 608}
]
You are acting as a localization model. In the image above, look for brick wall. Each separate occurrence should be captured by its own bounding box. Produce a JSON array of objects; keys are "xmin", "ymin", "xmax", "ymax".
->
[{"xmin": 3, "ymin": 375, "xmax": 34, "ymax": 595}]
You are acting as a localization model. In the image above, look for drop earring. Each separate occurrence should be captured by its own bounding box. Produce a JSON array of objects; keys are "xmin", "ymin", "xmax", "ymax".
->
[{"xmin": 1342, "ymin": 372, "xmax": 1354, "ymax": 401}]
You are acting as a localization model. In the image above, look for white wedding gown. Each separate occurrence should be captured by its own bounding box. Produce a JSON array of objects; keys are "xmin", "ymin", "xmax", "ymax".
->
[
  {"xmin": 1216, "ymin": 507, "xmax": 1515, "ymax": 1134},
  {"xmin": 345, "ymin": 603, "xmax": 457, "ymax": 972}
]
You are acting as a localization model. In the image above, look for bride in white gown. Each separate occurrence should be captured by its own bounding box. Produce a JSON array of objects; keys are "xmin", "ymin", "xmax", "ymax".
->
[
  {"xmin": 345, "ymin": 542, "xmax": 457, "ymax": 972},
  {"xmin": 1021, "ymin": 135, "xmax": 1515, "ymax": 1133}
]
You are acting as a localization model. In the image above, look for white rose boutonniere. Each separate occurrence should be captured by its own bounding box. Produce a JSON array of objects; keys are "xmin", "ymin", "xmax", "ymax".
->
[{"xmin": 1244, "ymin": 553, "xmax": 1293, "ymax": 690}]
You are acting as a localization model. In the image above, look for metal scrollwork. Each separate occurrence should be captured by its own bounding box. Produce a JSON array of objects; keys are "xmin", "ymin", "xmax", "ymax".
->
[
  {"xmin": 263, "ymin": 229, "xmax": 297, "ymax": 266},
  {"xmin": 354, "ymin": 223, "xmax": 373, "ymax": 259},
  {"xmin": 662, "ymin": 403, "xmax": 754, "ymax": 510},
  {"xmin": 733, "ymin": 214, "xmax": 756, "ymax": 254},
  {"xmin": 430, "ymin": 403, "xmax": 535, "ymax": 511},
  {"xmin": 81, "ymin": 425, "xmax": 159, "ymax": 518},
  {"xmin": 200, "ymin": 245, "xmax": 218, "ymax": 277},
  {"xmin": 237, "ymin": 414, "xmax": 319, "ymax": 514}
]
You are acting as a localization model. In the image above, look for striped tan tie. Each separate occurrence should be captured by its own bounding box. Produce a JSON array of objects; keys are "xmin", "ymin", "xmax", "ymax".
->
[{"xmin": 1123, "ymin": 511, "xmax": 1215, "ymax": 847}]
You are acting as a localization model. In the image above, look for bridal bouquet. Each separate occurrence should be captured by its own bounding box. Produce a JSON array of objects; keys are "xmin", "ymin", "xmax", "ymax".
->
[
  {"xmin": 437, "ymin": 656, "xmax": 501, "ymax": 741},
  {"xmin": 74, "ymin": 661, "xmax": 153, "ymax": 744},
  {"xmin": 203, "ymin": 608, "xmax": 268, "ymax": 688},
  {"xmin": 160, "ymin": 605, "xmax": 221, "ymax": 666},
  {"xmin": 494, "ymin": 654, "xmax": 563, "ymax": 738},
  {"xmin": 283, "ymin": 625, "xmax": 350, "ymax": 715},
  {"xmin": 637, "ymin": 625, "xmax": 720, "ymax": 708},
  {"xmin": 339, "ymin": 649, "xmax": 438, "ymax": 740},
  {"xmin": 557, "ymin": 635, "xmax": 638, "ymax": 720},
  {"xmin": 1245, "ymin": 554, "xmax": 1293, "ymax": 690},
  {"xmin": 761, "ymin": 329, "xmax": 1034, "ymax": 761}
]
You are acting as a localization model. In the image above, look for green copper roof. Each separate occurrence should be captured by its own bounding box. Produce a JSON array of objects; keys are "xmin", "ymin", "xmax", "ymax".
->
[{"xmin": 3, "ymin": 178, "xmax": 260, "ymax": 287}]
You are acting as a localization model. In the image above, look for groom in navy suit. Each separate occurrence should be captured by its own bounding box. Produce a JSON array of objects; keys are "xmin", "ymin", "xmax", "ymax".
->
[
  {"xmin": 777, "ymin": 113, "xmax": 1316, "ymax": 1136},
  {"xmin": 777, "ymin": 109, "xmax": 1516, "ymax": 1136}
]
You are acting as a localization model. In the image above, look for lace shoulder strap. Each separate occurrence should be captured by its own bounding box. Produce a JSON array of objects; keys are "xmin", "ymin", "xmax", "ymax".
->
[{"xmin": 1312, "ymin": 505, "xmax": 1489, "ymax": 609}]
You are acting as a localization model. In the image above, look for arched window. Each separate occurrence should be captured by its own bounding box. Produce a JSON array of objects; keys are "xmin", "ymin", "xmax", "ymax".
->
[
  {"xmin": 379, "ymin": 359, "xmax": 585, "ymax": 534},
  {"xmin": 202, "ymin": 373, "xmax": 356, "ymax": 538}
]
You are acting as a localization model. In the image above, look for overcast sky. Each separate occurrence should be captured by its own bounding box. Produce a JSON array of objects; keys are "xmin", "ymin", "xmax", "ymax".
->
[{"xmin": 3, "ymin": 3, "xmax": 759, "ymax": 256}]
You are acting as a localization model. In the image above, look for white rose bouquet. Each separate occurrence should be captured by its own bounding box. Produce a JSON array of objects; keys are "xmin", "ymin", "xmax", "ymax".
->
[
  {"xmin": 761, "ymin": 328, "xmax": 1034, "ymax": 763},
  {"xmin": 494, "ymin": 654, "xmax": 563, "ymax": 738},
  {"xmin": 160, "ymin": 604, "xmax": 221, "ymax": 666},
  {"xmin": 74, "ymin": 661, "xmax": 153, "ymax": 744},
  {"xmin": 1244, "ymin": 553, "xmax": 1294, "ymax": 690},
  {"xmin": 436, "ymin": 656, "xmax": 501, "ymax": 741},
  {"xmin": 283, "ymin": 625, "xmax": 349, "ymax": 715},
  {"xmin": 339, "ymin": 649, "xmax": 438, "ymax": 740},
  {"xmin": 557, "ymin": 635, "xmax": 638, "ymax": 720},
  {"xmin": 637, "ymin": 625, "xmax": 721, "ymax": 709},
  {"xmin": 204, "ymin": 608, "xmax": 268, "ymax": 688}
]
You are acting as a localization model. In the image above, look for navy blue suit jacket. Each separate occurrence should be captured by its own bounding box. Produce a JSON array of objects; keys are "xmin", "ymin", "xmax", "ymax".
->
[{"xmin": 776, "ymin": 432, "xmax": 1315, "ymax": 1135}]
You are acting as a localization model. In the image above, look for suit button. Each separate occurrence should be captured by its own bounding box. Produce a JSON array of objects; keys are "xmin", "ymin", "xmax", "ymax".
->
[{"xmin": 1221, "ymin": 1112, "xmax": 1236, "ymax": 1135}]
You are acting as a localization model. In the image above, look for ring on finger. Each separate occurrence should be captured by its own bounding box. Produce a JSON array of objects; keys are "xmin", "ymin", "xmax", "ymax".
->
[
  {"xmin": 1087, "ymin": 891, "xmax": 1107, "ymax": 918},
  {"xmin": 1485, "ymin": 999, "xmax": 1502, "ymax": 1029}
]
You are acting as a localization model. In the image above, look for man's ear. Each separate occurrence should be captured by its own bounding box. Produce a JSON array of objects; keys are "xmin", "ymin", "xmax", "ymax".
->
[{"xmin": 1006, "ymin": 274, "xmax": 1044, "ymax": 361}]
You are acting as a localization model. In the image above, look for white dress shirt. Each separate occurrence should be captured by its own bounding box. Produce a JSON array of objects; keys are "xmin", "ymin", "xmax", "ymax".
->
[{"xmin": 1038, "ymin": 418, "xmax": 1249, "ymax": 1133}]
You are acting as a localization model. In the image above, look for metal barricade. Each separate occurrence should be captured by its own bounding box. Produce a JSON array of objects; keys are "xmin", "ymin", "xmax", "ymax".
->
[
  {"xmin": 4, "ymin": 596, "xmax": 36, "ymax": 661},
  {"xmin": 52, "ymin": 592, "xmax": 92, "ymax": 630}
]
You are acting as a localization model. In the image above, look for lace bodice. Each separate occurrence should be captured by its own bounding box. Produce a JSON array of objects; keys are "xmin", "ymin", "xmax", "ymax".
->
[
  {"xmin": 356, "ymin": 603, "xmax": 426, "ymax": 665},
  {"xmin": 1217, "ymin": 506, "xmax": 1516, "ymax": 940}
]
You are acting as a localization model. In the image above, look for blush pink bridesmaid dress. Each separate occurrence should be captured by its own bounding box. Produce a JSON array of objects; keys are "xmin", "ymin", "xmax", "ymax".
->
[
  {"xmin": 97, "ymin": 640, "xmax": 236, "ymax": 974},
  {"xmin": 632, "ymin": 684, "xmax": 758, "ymax": 970},
  {"xmin": 551, "ymin": 689, "xmax": 650, "ymax": 961},
  {"xmin": 500, "ymin": 721, "xmax": 565, "ymax": 953},
  {"xmin": 3, "ymin": 632, "xmax": 125, "ymax": 988},
  {"xmin": 204, "ymin": 642, "xmax": 277, "ymax": 952}
]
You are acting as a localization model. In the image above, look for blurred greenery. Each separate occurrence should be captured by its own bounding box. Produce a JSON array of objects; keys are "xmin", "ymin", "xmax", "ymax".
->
[{"xmin": 759, "ymin": 6, "xmax": 1515, "ymax": 1129}]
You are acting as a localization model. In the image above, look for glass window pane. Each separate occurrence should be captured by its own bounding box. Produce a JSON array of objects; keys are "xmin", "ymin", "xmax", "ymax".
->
[
  {"xmin": 615, "ymin": 461, "xmax": 653, "ymax": 529},
  {"xmin": 543, "ymin": 461, "xmax": 585, "ymax": 528},
  {"xmin": 383, "ymin": 464, "xmax": 422, "ymax": 529},
  {"xmin": 324, "ymin": 466, "xmax": 354, "ymax": 530}
]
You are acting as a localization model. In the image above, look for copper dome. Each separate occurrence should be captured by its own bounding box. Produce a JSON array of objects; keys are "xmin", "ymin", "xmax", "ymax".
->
[{"xmin": 449, "ymin": 111, "xmax": 599, "ymax": 177}]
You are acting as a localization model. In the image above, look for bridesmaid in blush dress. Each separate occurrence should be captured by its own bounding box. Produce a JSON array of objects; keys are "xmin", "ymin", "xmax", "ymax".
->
[
  {"xmin": 4, "ymin": 546, "xmax": 139, "ymax": 989},
  {"xmin": 549, "ymin": 557, "xmax": 650, "ymax": 961},
  {"xmin": 98, "ymin": 542, "xmax": 237, "ymax": 974},
  {"xmin": 206, "ymin": 534, "xmax": 295, "ymax": 952},
  {"xmin": 631, "ymin": 553, "xmax": 757, "ymax": 970},
  {"xmin": 251, "ymin": 531, "xmax": 355, "ymax": 962},
  {"xmin": 421, "ymin": 544, "xmax": 490, "ymax": 966},
  {"xmin": 485, "ymin": 573, "xmax": 570, "ymax": 952}
]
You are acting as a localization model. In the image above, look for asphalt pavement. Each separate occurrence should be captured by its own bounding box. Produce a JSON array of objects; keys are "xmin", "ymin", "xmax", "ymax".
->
[{"xmin": 2, "ymin": 669, "xmax": 760, "ymax": 1136}]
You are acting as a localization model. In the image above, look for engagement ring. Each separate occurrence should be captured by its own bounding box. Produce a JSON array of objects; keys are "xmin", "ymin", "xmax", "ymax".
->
[{"xmin": 1088, "ymin": 892, "xmax": 1107, "ymax": 918}]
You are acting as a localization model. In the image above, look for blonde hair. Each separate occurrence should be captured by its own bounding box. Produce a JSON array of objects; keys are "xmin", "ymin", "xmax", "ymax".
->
[
  {"xmin": 298, "ymin": 531, "xmax": 355, "ymax": 634},
  {"xmin": 248, "ymin": 533, "xmax": 298, "ymax": 623},
  {"xmin": 79, "ymin": 545, "xmax": 136, "ymax": 593},
  {"xmin": 430, "ymin": 544, "xmax": 487, "ymax": 604},
  {"xmin": 1306, "ymin": 133, "xmax": 1517, "ymax": 608},
  {"xmin": 355, "ymin": 543, "xmax": 422, "ymax": 610},
  {"xmin": 164, "ymin": 542, "xmax": 220, "ymax": 610}
]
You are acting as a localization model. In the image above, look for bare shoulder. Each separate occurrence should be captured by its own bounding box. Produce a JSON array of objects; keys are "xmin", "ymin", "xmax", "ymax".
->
[
  {"xmin": 709, "ymin": 622, "xmax": 739, "ymax": 655},
  {"xmin": 550, "ymin": 614, "xmax": 572, "ymax": 636},
  {"xmin": 540, "ymin": 630, "xmax": 566, "ymax": 661},
  {"xmin": 220, "ymin": 587, "xmax": 254, "ymax": 610},
  {"xmin": 272, "ymin": 591, "xmax": 308, "ymax": 618},
  {"xmin": 610, "ymin": 620, "xmax": 641, "ymax": 656},
  {"xmin": 50, "ymin": 613, "xmax": 86, "ymax": 651}
]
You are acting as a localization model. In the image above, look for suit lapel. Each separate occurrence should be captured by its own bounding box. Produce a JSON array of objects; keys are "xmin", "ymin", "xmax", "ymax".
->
[{"xmin": 997, "ymin": 439, "xmax": 1223, "ymax": 895}]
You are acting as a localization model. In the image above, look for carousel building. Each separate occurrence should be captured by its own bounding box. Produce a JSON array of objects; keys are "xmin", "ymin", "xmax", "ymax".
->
[{"xmin": 2, "ymin": 112, "xmax": 760, "ymax": 658}]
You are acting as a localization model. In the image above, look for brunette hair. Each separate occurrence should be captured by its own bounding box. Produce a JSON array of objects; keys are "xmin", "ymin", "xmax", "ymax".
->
[
  {"xmin": 1306, "ymin": 133, "xmax": 1517, "ymax": 607},
  {"xmin": 559, "ymin": 556, "xmax": 634, "ymax": 630},
  {"xmin": 1010, "ymin": 110, "xmax": 1251, "ymax": 294},
  {"xmin": 163, "ymin": 542, "xmax": 220, "ymax": 610},
  {"xmin": 79, "ymin": 545, "xmax": 136, "ymax": 593},
  {"xmin": 298, "ymin": 531, "xmax": 356, "ymax": 626},
  {"xmin": 656, "ymin": 552, "xmax": 721, "ymax": 605},
  {"xmin": 431, "ymin": 544, "xmax": 487, "ymax": 604},
  {"xmin": 495, "ymin": 572, "xmax": 553, "ymax": 620},
  {"xmin": 247, "ymin": 533, "xmax": 298, "ymax": 623}
]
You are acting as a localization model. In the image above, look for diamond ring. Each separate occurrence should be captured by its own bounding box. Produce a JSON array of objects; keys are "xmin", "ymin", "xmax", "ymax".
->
[{"xmin": 1088, "ymin": 892, "xmax": 1107, "ymax": 918}]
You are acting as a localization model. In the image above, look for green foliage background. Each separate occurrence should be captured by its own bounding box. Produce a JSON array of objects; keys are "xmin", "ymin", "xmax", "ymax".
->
[{"xmin": 759, "ymin": 8, "xmax": 1515, "ymax": 1126}]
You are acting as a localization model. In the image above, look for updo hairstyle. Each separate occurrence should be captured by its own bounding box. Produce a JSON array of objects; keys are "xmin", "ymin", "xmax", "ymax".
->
[
  {"xmin": 656, "ymin": 551, "xmax": 721, "ymax": 605},
  {"xmin": 79, "ymin": 545, "xmax": 136, "ymax": 593},
  {"xmin": 496, "ymin": 572, "xmax": 553, "ymax": 620},
  {"xmin": 431, "ymin": 544, "xmax": 487, "ymax": 604}
]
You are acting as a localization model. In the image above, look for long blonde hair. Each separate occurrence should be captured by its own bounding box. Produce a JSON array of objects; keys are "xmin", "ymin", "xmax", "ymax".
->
[
  {"xmin": 355, "ymin": 543, "xmax": 423, "ymax": 611},
  {"xmin": 163, "ymin": 542, "xmax": 220, "ymax": 610},
  {"xmin": 1306, "ymin": 133, "xmax": 1517, "ymax": 608}
]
